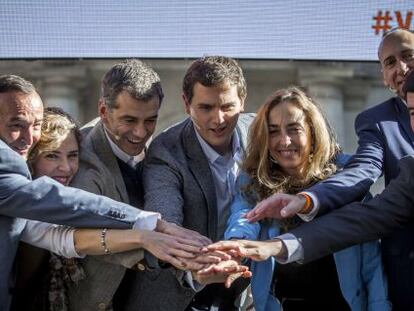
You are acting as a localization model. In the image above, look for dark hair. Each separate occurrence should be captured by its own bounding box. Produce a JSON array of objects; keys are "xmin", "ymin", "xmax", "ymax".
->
[
  {"xmin": 403, "ymin": 70, "xmax": 414, "ymax": 96},
  {"xmin": 182, "ymin": 56, "xmax": 247, "ymax": 103},
  {"xmin": 101, "ymin": 59, "xmax": 164, "ymax": 109},
  {"xmin": 0, "ymin": 74, "xmax": 35, "ymax": 94}
]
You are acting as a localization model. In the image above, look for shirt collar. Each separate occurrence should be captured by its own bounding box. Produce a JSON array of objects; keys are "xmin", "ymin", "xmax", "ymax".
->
[
  {"xmin": 103, "ymin": 127, "xmax": 146, "ymax": 168},
  {"xmin": 194, "ymin": 126, "xmax": 241, "ymax": 164}
]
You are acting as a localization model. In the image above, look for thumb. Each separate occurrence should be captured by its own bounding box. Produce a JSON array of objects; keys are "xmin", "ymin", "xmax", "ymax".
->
[{"xmin": 280, "ymin": 197, "xmax": 304, "ymax": 218}]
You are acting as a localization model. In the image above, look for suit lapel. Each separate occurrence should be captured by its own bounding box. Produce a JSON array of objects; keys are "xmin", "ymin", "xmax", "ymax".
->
[
  {"xmin": 395, "ymin": 97, "xmax": 414, "ymax": 148},
  {"xmin": 236, "ymin": 113, "xmax": 255, "ymax": 153},
  {"xmin": 89, "ymin": 122, "xmax": 130, "ymax": 203},
  {"xmin": 182, "ymin": 120, "xmax": 218, "ymax": 240}
]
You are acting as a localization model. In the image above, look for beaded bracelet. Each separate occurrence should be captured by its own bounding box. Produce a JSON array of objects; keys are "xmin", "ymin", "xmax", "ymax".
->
[
  {"xmin": 100, "ymin": 228, "xmax": 111, "ymax": 254},
  {"xmin": 297, "ymin": 193, "xmax": 313, "ymax": 214}
]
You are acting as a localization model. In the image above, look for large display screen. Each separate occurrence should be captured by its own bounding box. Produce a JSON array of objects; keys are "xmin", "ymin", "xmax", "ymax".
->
[{"xmin": 0, "ymin": 0, "xmax": 412, "ymax": 60}]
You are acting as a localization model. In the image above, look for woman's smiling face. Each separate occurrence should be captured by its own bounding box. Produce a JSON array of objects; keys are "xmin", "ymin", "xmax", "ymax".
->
[{"xmin": 268, "ymin": 101, "xmax": 312, "ymax": 177}]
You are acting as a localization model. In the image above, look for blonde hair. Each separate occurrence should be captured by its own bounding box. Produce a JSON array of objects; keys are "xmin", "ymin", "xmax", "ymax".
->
[
  {"xmin": 28, "ymin": 107, "xmax": 80, "ymax": 168},
  {"xmin": 242, "ymin": 87, "xmax": 340, "ymax": 199}
]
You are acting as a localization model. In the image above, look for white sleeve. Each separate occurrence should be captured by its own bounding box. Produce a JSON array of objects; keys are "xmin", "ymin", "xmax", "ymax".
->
[
  {"xmin": 275, "ymin": 233, "xmax": 305, "ymax": 264},
  {"xmin": 20, "ymin": 220, "xmax": 83, "ymax": 258},
  {"xmin": 133, "ymin": 211, "xmax": 161, "ymax": 231}
]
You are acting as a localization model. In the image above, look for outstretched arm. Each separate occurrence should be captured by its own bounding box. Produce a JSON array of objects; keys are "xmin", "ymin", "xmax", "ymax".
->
[
  {"xmin": 73, "ymin": 228, "xmax": 203, "ymax": 270},
  {"xmin": 0, "ymin": 147, "xmax": 157, "ymax": 229},
  {"xmin": 290, "ymin": 155, "xmax": 414, "ymax": 263}
]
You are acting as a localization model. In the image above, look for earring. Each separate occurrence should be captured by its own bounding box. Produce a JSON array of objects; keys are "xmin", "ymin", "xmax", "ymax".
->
[
  {"xmin": 269, "ymin": 154, "xmax": 278, "ymax": 164},
  {"xmin": 308, "ymin": 153, "xmax": 314, "ymax": 163},
  {"xmin": 388, "ymin": 86, "xmax": 397, "ymax": 94}
]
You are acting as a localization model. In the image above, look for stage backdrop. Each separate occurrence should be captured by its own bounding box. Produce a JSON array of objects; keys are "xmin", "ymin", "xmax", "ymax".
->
[{"xmin": 0, "ymin": 0, "xmax": 412, "ymax": 60}]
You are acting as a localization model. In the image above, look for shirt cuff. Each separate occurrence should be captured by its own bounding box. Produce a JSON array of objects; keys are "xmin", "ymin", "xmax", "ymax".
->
[
  {"xmin": 132, "ymin": 211, "xmax": 161, "ymax": 231},
  {"xmin": 275, "ymin": 233, "xmax": 304, "ymax": 264},
  {"xmin": 297, "ymin": 192, "xmax": 319, "ymax": 222},
  {"xmin": 184, "ymin": 271, "xmax": 205, "ymax": 292}
]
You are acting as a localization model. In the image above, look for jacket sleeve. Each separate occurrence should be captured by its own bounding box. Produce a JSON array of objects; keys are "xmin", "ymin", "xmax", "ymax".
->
[
  {"xmin": 307, "ymin": 112, "xmax": 384, "ymax": 215},
  {"xmin": 0, "ymin": 147, "xmax": 142, "ymax": 229},
  {"xmin": 290, "ymin": 155, "xmax": 414, "ymax": 263},
  {"xmin": 225, "ymin": 173, "xmax": 261, "ymax": 240}
]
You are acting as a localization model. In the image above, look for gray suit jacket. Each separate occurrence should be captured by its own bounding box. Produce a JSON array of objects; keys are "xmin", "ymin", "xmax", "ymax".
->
[
  {"xmin": 0, "ymin": 138, "xmax": 145, "ymax": 310},
  {"xmin": 290, "ymin": 155, "xmax": 414, "ymax": 264},
  {"xmin": 142, "ymin": 114, "xmax": 254, "ymax": 310},
  {"xmin": 68, "ymin": 121, "xmax": 147, "ymax": 311}
]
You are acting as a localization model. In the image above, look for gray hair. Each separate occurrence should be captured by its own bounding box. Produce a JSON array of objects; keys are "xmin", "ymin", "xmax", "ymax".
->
[
  {"xmin": 0, "ymin": 74, "xmax": 36, "ymax": 94},
  {"xmin": 101, "ymin": 59, "xmax": 164, "ymax": 109}
]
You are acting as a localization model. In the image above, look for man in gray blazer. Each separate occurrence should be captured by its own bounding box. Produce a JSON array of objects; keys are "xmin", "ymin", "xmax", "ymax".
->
[
  {"xmin": 0, "ymin": 74, "xmax": 169, "ymax": 310},
  {"xmin": 143, "ymin": 56, "xmax": 254, "ymax": 311},
  {"xmin": 67, "ymin": 60, "xmax": 212, "ymax": 311}
]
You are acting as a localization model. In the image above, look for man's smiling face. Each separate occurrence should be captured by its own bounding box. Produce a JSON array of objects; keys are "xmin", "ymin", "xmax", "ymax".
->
[
  {"xmin": 0, "ymin": 91, "xmax": 43, "ymax": 159},
  {"xmin": 100, "ymin": 90, "xmax": 160, "ymax": 156}
]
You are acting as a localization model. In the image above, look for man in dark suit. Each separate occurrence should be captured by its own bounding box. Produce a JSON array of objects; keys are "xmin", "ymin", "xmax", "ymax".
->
[
  {"xmin": 242, "ymin": 28, "xmax": 414, "ymax": 310},
  {"xmin": 0, "ymin": 74, "xmax": 192, "ymax": 310},
  {"xmin": 143, "ymin": 56, "xmax": 254, "ymax": 311}
]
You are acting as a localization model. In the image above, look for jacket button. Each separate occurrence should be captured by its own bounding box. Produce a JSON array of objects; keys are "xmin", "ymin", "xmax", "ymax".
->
[
  {"xmin": 98, "ymin": 302, "xmax": 106, "ymax": 310},
  {"xmin": 137, "ymin": 263, "xmax": 146, "ymax": 271}
]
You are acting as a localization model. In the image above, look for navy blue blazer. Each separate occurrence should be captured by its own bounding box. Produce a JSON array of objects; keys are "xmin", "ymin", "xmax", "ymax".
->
[
  {"xmin": 0, "ymin": 139, "xmax": 147, "ymax": 310},
  {"xmin": 309, "ymin": 97, "xmax": 414, "ymax": 210},
  {"xmin": 306, "ymin": 96, "xmax": 414, "ymax": 307}
]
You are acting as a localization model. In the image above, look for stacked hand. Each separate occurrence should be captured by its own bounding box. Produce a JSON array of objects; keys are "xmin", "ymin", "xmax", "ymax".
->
[
  {"xmin": 203, "ymin": 239, "xmax": 285, "ymax": 261},
  {"xmin": 150, "ymin": 220, "xmax": 288, "ymax": 287},
  {"xmin": 193, "ymin": 258, "xmax": 252, "ymax": 288},
  {"xmin": 152, "ymin": 219, "xmax": 212, "ymax": 270},
  {"xmin": 244, "ymin": 193, "xmax": 305, "ymax": 222},
  {"xmin": 194, "ymin": 239, "xmax": 285, "ymax": 287}
]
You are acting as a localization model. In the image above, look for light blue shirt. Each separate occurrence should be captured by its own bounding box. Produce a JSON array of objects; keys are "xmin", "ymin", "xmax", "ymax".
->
[{"xmin": 194, "ymin": 129, "xmax": 242, "ymax": 239}]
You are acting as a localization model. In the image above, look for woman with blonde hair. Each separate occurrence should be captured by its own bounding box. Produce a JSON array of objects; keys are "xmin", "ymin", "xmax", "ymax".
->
[{"xmin": 222, "ymin": 87, "xmax": 390, "ymax": 310}]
